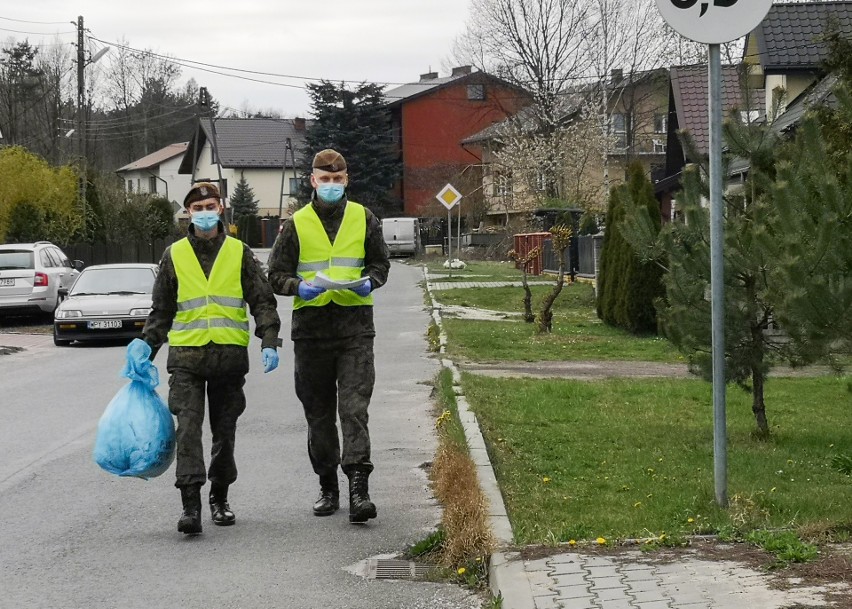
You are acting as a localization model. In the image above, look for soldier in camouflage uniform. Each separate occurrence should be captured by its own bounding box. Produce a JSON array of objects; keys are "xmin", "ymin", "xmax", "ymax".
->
[
  {"xmin": 142, "ymin": 182, "xmax": 282, "ymax": 535},
  {"xmin": 267, "ymin": 149, "xmax": 390, "ymax": 524}
]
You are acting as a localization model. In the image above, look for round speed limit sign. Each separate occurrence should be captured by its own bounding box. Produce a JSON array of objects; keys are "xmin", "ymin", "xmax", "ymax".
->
[{"xmin": 656, "ymin": 0, "xmax": 772, "ymax": 44}]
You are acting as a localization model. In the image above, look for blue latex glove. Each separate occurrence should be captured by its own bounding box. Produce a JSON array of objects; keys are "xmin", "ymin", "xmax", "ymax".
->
[
  {"xmin": 261, "ymin": 347, "xmax": 279, "ymax": 373},
  {"xmin": 298, "ymin": 281, "xmax": 326, "ymax": 301},
  {"xmin": 351, "ymin": 278, "xmax": 372, "ymax": 297}
]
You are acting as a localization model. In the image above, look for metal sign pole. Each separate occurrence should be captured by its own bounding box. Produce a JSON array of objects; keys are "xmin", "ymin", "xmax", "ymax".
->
[
  {"xmin": 457, "ymin": 199, "xmax": 462, "ymax": 262},
  {"xmin": 708, "ymin": 43, "xmax": 728, "ymax": 508},
  {"xmin": 447, "ymin": 208, "xmax": 453, "ymax": 278}
]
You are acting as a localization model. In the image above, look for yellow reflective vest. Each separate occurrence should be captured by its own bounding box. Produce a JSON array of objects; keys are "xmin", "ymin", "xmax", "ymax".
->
[
  {"xmin": 293, "ymin": 201, "xmax": 372, "ymax": 309},
  {"xmin": 167, "ymin": 236, "xmax": 250, "ymax": 346}
]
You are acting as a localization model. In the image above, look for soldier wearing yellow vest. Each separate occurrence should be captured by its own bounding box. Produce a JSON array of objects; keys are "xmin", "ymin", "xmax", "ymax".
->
[
  {"xmin": 142, "ymin": 182, "xmax": 282, "ymax": 535},
  {"xmin": 268, "ymin": 149, "xmax": 390, "ymax": 524}
]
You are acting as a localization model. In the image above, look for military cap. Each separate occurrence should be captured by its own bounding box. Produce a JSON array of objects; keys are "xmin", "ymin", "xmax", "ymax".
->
[
  {"xmin": 183, "ymin": 182, "xmax": 221, "ymax": 207},
  {"xmin": 312, "ymin": 149, "xmax": 347, "ymax": 173}
]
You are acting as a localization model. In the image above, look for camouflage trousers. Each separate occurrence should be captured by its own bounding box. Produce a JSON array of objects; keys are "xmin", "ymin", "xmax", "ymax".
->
[
  {"xmin": 293, "ymin": 336, "xmax": 375, "ymax": 478},
  {"xmin": 167, "ymin": 368, "xmax": 247, "ymax": 489}
]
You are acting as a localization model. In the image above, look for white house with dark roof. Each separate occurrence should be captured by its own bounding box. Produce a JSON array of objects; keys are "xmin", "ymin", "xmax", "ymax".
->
[
  {"xmin": 178, "ymin": 117, "xmax": 310, "ymax": 218},
  {"xmin": 115, "ymin": 142, "xmax": 191, "ymax": 219},
  {"xmin": 743, "ymin": 0, "xmax": 852, "ymax": 119}
]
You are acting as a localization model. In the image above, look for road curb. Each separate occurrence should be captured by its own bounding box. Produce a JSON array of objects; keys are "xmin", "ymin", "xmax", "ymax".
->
[{"xmin": 424, "ymin": 266, "xmax": 538, "ymax": 609}]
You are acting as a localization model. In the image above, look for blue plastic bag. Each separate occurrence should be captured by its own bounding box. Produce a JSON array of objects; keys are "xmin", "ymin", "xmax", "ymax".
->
[{"xmin": 93, "ymin": 339, "xmax": 175, "ymax": 479}]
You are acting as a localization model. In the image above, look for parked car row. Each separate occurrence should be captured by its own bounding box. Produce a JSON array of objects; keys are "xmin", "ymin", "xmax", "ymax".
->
[
  {"xmin": 0, "ymin": 241, "xmax": 82, "ymax": 316},
  {"xmin": 0, "ymin": 241, "xmax": 158, "ymax": 347}
]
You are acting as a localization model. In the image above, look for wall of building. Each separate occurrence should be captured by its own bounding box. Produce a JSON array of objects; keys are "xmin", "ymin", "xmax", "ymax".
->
[
  {"xmin": 190, "ymin": 141, "xmax": 299, "ymax": 219},
  {"xmin": 765, "ymin": 73, "xmax": 815, "ymax": 118},
  {"xmin": 399, "ymin": 80, "xmax": 528, "ymax": 216}
]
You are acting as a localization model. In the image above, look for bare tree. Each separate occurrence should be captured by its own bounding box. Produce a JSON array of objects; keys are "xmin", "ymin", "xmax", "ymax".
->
[{"xmin": 454, "ymin": 0, "xmax": 591, "ymax": 132}]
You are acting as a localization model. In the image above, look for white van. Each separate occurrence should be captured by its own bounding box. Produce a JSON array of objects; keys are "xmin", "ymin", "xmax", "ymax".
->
[{"xmin": 382, "ymin": 217, "xmax": 421, "ymax": 257}]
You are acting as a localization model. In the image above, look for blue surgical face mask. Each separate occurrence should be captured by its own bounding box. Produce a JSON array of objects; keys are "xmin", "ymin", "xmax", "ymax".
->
[
  {"xmin": 316, "ymin": 183, "xmax": 345, "ymax": 204},
  {"xmin": 191, "ymin": 210, "xmax": 220, "ymax": 231}
]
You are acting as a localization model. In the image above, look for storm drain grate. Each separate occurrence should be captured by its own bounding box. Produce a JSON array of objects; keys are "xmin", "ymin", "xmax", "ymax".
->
[{"xmin": 366, "ymin": 559, "xmax": 437, "ymax": 579}]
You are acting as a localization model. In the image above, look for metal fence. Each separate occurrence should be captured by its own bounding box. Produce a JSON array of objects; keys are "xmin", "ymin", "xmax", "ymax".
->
[
  {"xmin": 540, "ymin": 234, "xmax": 601, "ymax": 278},
  {"xmin": 64, "ymin": 238, "xmax": 177, "ymax": 268}
]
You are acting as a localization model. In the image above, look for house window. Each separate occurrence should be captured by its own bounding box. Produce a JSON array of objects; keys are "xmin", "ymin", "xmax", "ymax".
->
[
  {"xmin": 611, "ymin": 113, "xmax": 627, "ymax": 149},
  {"xmin": 467, "ymin": 84, "xmax": 485, "ymax": 101},
  {"xmin": 289, "ymin": 177, "xmax": 301, "ymax": 194},
  {"xmin": 535, "ymin": 172, "xmax": 547, "ymax": 192},
  {"xmin": 653, "ymin": 139, "xmax": 666, "ymax": 154},
  {"xmin": 740, "ymin": 110, "xmax": 760, "ymax": 124},
  {"xmin": 654, "ymin": 113, "xmax": 668, "ymax": 134},
  {"xmin": 127, "ymin": 180, "xmax": 133, "ymax": 192},
  {"xmin": 149, "ymin": 176, "xmax": 158, "ymax": 193},
  {"xmin": 493, "ymin": 172, "xmax": 511, "ymax": 196}
]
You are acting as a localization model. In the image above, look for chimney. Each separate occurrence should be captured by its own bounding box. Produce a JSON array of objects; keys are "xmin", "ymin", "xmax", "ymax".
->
[
  {"xmin": 419, "ymin": 71, "xmax": 439, "ymax": 82},
  {"xmin": 610, "ymin": 68, "xmax": 624, "ymax": 86},
  {"xmin": 294, "ymin": 117, "xmax": 306, "ymax": 131},
  {"xmin": 451, "ymin": 65, "xmax": 472, "ymax": 77}
]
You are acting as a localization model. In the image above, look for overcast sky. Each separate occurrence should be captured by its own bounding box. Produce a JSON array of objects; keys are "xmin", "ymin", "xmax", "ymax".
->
[{"xmin": 2, "ymin": 0, "xmax": 474, "ymax": 116}]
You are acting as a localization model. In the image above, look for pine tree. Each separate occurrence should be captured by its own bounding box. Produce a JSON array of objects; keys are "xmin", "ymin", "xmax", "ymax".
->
[
  {"xmin": 230, "ymin": 174, "xmax": 259, "ymax": 221},
  {"xmin": 769, "ymin": 87, "xmax": 852, "ymax": 365},
  {"xmin": 622, "ymin": 116, "xmax": 788, "ymax": 437},
  {"xmin": 298, "ymin": 81, "xmax": 401, "ymax": 215}
]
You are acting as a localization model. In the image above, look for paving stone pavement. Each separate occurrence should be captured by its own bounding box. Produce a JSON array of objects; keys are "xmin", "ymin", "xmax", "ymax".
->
[{"xmin": 518, "ymin": 549, "xmax": 850, "ymax": 609}]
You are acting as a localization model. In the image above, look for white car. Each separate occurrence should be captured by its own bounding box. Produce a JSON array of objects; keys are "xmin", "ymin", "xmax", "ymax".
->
[
  {"xmin": 0, "ymin": 242, "xmax": 82, "ymax": 317},
  {"xmin": 53, "ymin": 263, "xmax": 158, "ymax": 346}
]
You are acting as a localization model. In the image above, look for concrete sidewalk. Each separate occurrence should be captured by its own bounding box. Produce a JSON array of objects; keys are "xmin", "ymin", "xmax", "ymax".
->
[{"xmin": 424, "ymin": 270, "xmax": 850, "ymax": 609}]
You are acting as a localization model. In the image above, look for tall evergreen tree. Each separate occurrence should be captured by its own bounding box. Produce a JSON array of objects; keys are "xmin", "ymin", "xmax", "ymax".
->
[
  {"xmin": 229, "ymin": 174, "xmax": 259, "ymax": 221},
  {"xmin": 614, "ymin": 164, "xmax": 665, "ymax": 334},
  {"xmin": 596, "ymin": 164, "xmax": 663, "ymax": 334},
  {"xmin": 298, "ymin": 81, "xmax": 401, "ymax": 215}
]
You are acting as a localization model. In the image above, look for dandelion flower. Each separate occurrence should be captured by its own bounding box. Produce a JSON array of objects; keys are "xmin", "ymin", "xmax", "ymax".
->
[
  {"xmin": 687, "ymin": 518, "xmax": 695, "ymax": 523},
  {"xmin": 542, "ymin": 476, "xmax": 551, "ymax": 483},
  {"xmin": 568, "ymin": 539, "xmax": 577, "ymax": 546},
  {"xmin": 457, "ymin": 567, "xmax": 466, "ymax": 575},
  {"xmin": 596, "ymin": 537, "xmax": 607, "ymax": 545}
]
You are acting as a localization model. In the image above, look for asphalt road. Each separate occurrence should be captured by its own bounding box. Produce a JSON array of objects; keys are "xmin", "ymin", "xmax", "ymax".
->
[{"xmin": 0, "ymin": 260, "xmax": 479, "ymax": 609}]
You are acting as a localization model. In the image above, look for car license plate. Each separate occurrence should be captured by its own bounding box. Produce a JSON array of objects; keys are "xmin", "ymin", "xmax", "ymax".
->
[
  {"xmin": 87, "ymin": 320, "xmax": 122, "ymax": 329},
  {"xmin": 0, "ymin": 278, "xmax": 13, "ymax": 286}
]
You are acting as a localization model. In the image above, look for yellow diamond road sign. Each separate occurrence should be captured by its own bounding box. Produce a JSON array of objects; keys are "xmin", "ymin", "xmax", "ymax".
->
[{"xmin": 436, "ymin": 183, "xmax": 462, "ymax": 210}]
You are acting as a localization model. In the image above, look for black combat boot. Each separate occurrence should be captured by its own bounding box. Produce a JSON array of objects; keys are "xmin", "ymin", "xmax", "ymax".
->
[
  {"xmin": 312, "ymin": 474, "xmax": 340, "ymax": 516},
  {"xmin": 209, "ymin": 482, "xmax": 236, "ymax": 526},
  {"xmin": 348, "ymin": 470, "xmax": 377, "ymax": 524},
  {"xmin": 177, "ymin": 484, "xmax": 202, "ymax": 535}
]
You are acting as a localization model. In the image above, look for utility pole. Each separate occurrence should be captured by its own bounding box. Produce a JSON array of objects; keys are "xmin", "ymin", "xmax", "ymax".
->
[
  {"xmin": 76, "ymin": 15, "xmax": 87, "ymax": 235},
  {"xmin": 199, "ymin": 87, "xmax": 228, "ymax": 225}
]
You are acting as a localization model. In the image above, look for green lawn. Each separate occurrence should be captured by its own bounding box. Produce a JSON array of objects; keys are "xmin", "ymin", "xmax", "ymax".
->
[
  {"xmin": 461, "ymin": 373, "xmax": 852, "ymax": 545},
  {"xmin": 436, "ymin": 284, "xmax": 682, "ymax": 363}
]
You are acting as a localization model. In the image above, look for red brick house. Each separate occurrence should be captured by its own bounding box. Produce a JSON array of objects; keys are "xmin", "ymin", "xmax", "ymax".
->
[{"xmin": 385, "ymin": 66, "xmax": 531, "ymax": 217}]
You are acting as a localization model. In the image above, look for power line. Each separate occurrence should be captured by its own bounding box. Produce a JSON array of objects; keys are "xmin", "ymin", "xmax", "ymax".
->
[
  {"xmin": 0, "ymin": 26, "xmax": 74, "ymax": 35},
  {"xmin": 0, "ymin": 15, "xmax": 69, "ymax": 25}
]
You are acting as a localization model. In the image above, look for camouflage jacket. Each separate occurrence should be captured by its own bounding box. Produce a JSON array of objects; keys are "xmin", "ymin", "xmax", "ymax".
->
[
  {"xmin": 143, "ymin": 224, "xmax": 282, "ymax": 372},
  {"xmin": 267, "ymin": 197, "xmax": 390, "ymax": 341}
]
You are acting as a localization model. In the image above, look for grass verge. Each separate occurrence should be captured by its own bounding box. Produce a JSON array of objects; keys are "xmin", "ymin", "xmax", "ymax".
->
[
  {"xmin": 461, "ymin": 373, "xmax": 852, "ymax": 545},
  {"xmin": 406, "ymin": 368, "xmax": 494, "ymax": 591}
]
